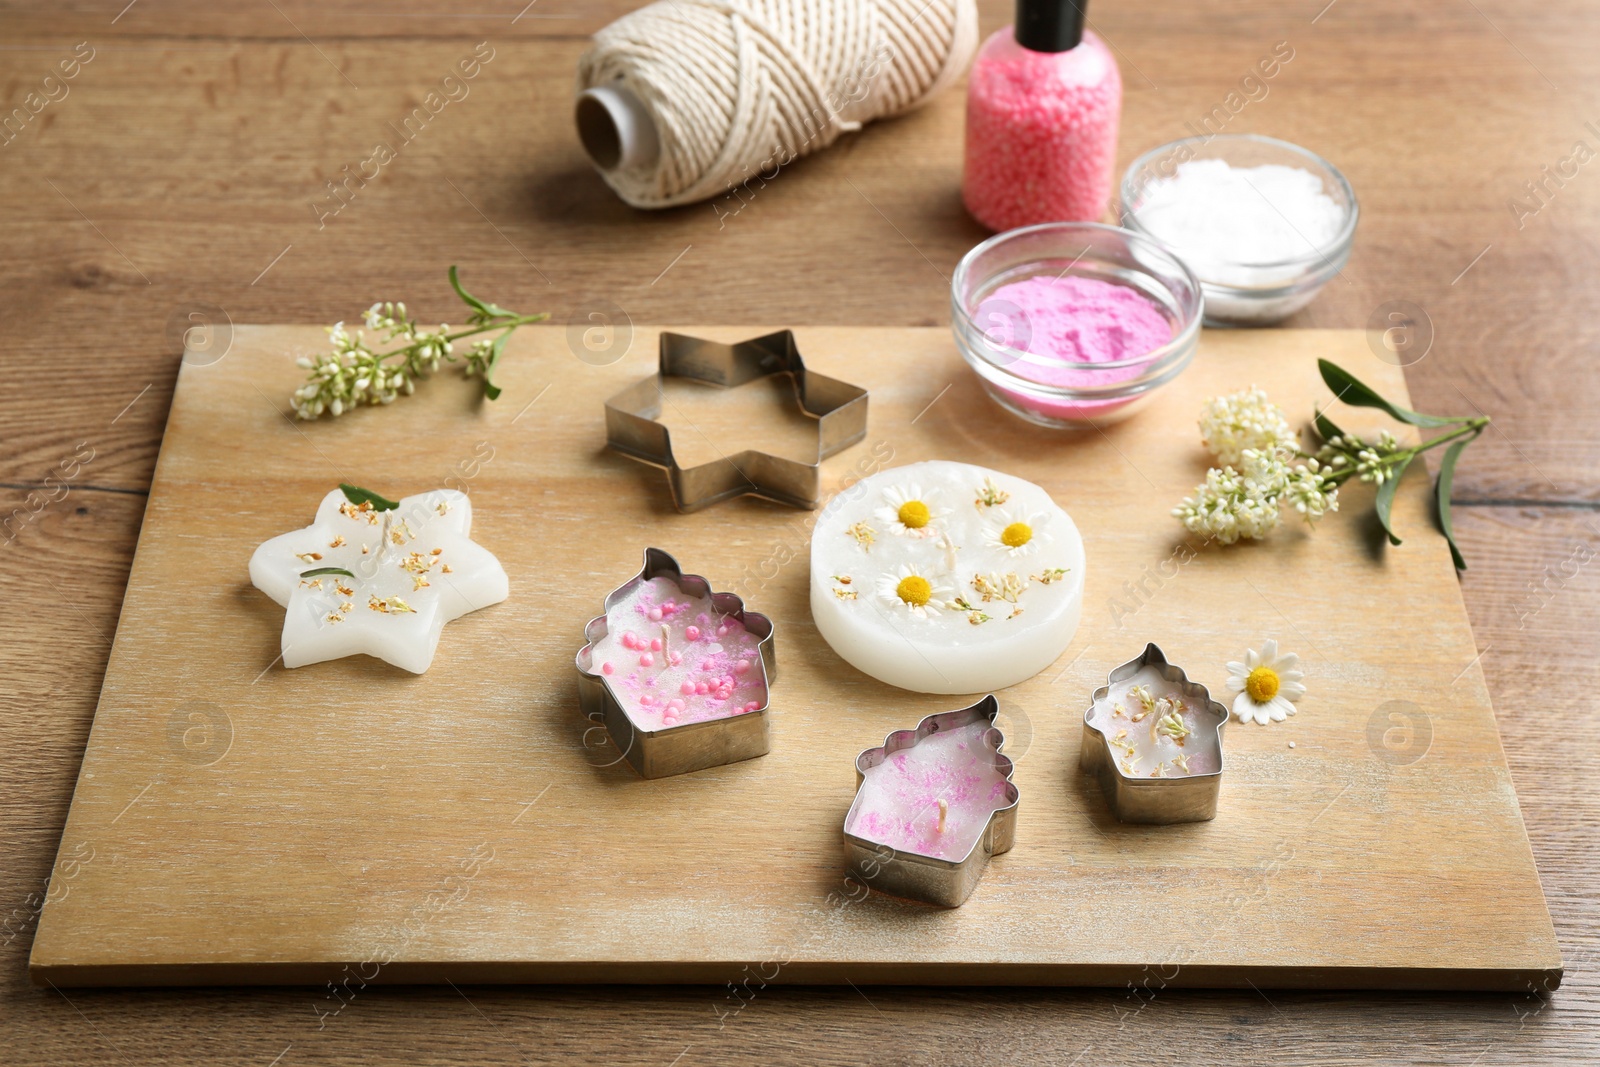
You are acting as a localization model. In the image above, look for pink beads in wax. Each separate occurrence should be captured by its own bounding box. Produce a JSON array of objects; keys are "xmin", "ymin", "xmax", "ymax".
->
[{"xmin": 962, "ymin": 3, "xmax": 1122, "ymax": 231}]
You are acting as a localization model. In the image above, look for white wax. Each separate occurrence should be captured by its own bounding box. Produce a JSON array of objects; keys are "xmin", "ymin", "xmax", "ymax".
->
[
  {"xmin": 586, "ymin": 576, "xmax": 768, "ymax": 731},
  {"xmin": 249, "ymin": 488, "xmax": 509, "ymax": 674},
  {"xmin": 846, "ymin": 720, "xmax": 1014, "ymax": 861},
  {"xmin": 809, "ymin": 461, "xmax": 1085, "ymax": 694},
  {"xmin": 1086, "ymin": 664, "xmax": 1221, "ymax": 778}
]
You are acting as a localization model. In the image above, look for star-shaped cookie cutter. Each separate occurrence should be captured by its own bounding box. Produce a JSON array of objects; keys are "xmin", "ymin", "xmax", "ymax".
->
[{"xmin": 603, "ymin": 330, "xmax": 868, "ymax": 511}]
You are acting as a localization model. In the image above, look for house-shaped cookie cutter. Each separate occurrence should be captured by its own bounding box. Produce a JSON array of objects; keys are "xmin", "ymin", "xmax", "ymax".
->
[
  {"xmin": 603, "ymin": 330, "xmax": 868, "ymax": 511},
  {"xmin": 1080, "ymin": 643, "xmax": 1228, "ymax": 824},
  {"xmin": 576, "ymin": 548, "xmax": 775, "ymax": 779},
  {"xmin": 843, "ymin": 696, "xmax": 1019, "ymax": 908}
]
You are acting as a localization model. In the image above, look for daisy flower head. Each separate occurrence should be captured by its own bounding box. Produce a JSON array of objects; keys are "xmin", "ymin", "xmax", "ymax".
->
[
  {"xmin": 875, "ymin": 484, "xmax": 948, "ymax": 538},
  {"xmin": 1225, "ymin": 639, "xmax": 1306, "ymax": 725},
  {"xmin": 981, "ymin": 506, "xmax": 1051, "ymax": 557},
  {"xmin": 876, "ymin": 564, "xmax": 953, "ymax": 620}
]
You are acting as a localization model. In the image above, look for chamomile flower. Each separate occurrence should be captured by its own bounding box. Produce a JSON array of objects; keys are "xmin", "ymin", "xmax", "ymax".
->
[
  {"xmin": 1225, "ymin": 639, "xmax": 1306, "ymax": 725},
  {"xmin": 875, "ymin": 564, "xmax": 953, "ymax": 619},
  {"xmin": 981, "ymin": 506, "xmax": 1050, "ymax": 557},
  {"xmin": 875, "ymin": 484, "xmax": 948, "ymax": 538}
]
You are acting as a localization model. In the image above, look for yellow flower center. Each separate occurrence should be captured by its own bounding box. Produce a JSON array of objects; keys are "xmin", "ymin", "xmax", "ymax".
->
[
  {"xmin": 897, "ymin": 500, "xmax": 931, "ymax": 529},
  {"xmin": 1246, "ymin": 666, "xmax": 1280, "ymax": 703},
  {"xmin": 1000, "ymin": 522, "xmax": 1033, "ymax": 548},
  {"xmin": 895, "ymin": 575, "xmax": 933, "ymax": 606}
]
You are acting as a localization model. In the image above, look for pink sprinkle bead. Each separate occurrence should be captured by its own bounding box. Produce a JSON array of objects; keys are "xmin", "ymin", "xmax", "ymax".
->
[
  {"xmin": 680, "ymin": 681, "xmax": 695, "ymax": 696},
  {"xmin": 685, "ymin": 625, "xmax": 700, "ymax": 641},
  {"xmin": 639, "ymin": 653, "xmax": 654, "ymax": 667},
  {"xmin": 742, "ymin": 701, "xmax": 760, "ymax": 713},
  {"xmin": 650, "ymin": 637, "xmax": 663, "ymax": 652},
  {"xmin": 668, "ymin": 652, "xmax": 682, "ymax": 666},
  {"xmin": 648, "ymin": 607, "xmax": 663, "ymax": 621},
  {"xmin": 696, "ymin": 681, "xmax": 710, "ymax": 695},
  {"xmin": 600, "ymin": 662, "xmax": 614, "ymax": 676},
  {"xmin": 735, "ymin": 659, "xmax": 751, "ymax": 675},
  {"xmin": 963, "ymin": 29, "xmax": 1122, "ymax": 231}
]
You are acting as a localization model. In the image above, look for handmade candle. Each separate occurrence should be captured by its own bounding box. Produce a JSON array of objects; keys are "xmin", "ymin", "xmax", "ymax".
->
[
  {"xmin": 810, "ymin": 461, "xmax": 1085, "ymax": 693},
  {"xmin": 847, "ymin": 719, "xmax": 1013, "ymax": 861},
  {"xmin": 249, "ymin": 487, "xmax": 509, "ymax": 674},
  {"xmin": 584, "ymin": 576, "xmax": 768, "ymax": 731},
  {"xmin": 1085, "ymin": 664, "xmax": 1221, "ymax": 779},
  {"xmin": 576, "ymin": 548, "xmax": 774, "ymax": 779},
  {"xmin": 1080, "ymin": 644, "xmax": 1228, "ymax": 824},
  {"xmin": 843, "ymin": 697, "xmax": 1019, "ymax": 907}
]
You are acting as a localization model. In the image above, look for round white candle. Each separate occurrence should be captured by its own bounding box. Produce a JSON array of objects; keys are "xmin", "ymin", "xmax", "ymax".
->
[
  {"xmin": 585, "ymin": 575, "xmax": 768, "ymax": 730},
  {"xmin": 1086, "ymin": 663, "xmax": 1222, "ymax": 778},
  {"xmin": 845, "ymin": 719, "xmax": 1014, "ymax": 861},
  {"xmin": 810, "ymin": 460, "xmax": 1085, "ymax": 694},
  {"xmin": 249, "ymin": 488, "xmax": 509, "ymax": 674}
]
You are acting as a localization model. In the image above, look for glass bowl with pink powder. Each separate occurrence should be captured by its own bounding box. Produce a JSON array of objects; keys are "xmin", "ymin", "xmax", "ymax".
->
[{"xmin": 951, "ymin": 222, "xmax": 1202, "ymax": 427}]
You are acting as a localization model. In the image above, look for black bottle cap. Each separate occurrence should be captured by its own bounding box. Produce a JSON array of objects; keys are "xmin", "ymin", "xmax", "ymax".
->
[{"xmin": 1015, "ymin": 0, "xmax": 1087, "ymax": 53}]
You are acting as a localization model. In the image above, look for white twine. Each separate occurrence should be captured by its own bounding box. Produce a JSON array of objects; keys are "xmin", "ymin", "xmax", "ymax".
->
[{"xmin": 577, "ymin": 0, "xmax": 978, "ymax": 209}]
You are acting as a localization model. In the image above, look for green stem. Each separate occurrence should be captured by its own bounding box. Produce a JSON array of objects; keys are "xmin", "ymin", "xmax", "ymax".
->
[
  {"xmin": 1322, "ymin": 417, "xmax": 1489, "ymax": 487},
  {"xmin": 374, "ymin": 314, "xmax": 549, "ymax": 363}
]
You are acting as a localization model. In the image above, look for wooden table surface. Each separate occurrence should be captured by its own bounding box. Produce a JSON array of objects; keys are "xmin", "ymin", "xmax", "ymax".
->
[{"xmin": 2, "ymin": 1, "xmax": 1595, "ymax": 1063}]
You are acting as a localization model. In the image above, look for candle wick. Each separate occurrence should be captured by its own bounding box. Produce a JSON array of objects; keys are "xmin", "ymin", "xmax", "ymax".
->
[{"xmin": 937, "ymin": 798, "xmax": 948, "ymax": 833}]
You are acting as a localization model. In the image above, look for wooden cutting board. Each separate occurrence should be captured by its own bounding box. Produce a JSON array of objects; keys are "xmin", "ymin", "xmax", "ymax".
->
[{"xmin": 29, "ymin": 325, "xmax": 1561, "ymax": 990}]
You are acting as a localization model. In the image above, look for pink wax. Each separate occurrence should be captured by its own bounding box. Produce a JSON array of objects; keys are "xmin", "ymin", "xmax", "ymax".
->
[
  {"xmin": 975, "ymin": 274, "xmax": 1171, "ymax": 420},
  {"xmin": 589, "ymin": 577, "xmax": 767, "ymax": 731},
  {"xmin": 845, "ymin": 721, "xmax": 1016, "ymax": 861},
  {"xmin": 963, "ymin": 28, "xmax": 1123, "ymax": 231}
]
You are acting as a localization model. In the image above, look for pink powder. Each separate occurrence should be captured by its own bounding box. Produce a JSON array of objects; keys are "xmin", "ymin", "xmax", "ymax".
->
[
  {"xmin": 963, "ymin": 29, "xmax": 1123, "ymax": 231},
  {"xmin": 974, "ymin": 274, "xmax": 1170, "ymax": 422}
]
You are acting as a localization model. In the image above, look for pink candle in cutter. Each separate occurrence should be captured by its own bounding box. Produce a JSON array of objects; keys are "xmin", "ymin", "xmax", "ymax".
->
[
  {"xmin": 588, "ymin": 577, "xmax": 767, "ymax": 731},
  {"xmin": 976, "ymin": 273, "xmax": 1171, "ymax": 420},
  {"xmin": 962, "ymin": 3, "xmax": 1122, "ymax": 232},
  {"xmin": 844, "ymin": 721, "xmax": 1015, "ymax": 861}
]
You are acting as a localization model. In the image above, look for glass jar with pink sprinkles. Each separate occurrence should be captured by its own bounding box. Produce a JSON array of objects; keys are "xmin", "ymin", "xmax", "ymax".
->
[{"xmin": 963, "ymin": 0, "xmax": 1123, "ymax": 231}]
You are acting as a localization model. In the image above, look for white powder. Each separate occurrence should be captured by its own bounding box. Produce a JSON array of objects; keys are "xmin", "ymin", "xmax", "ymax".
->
[
  {"xmin": 1135, "ymin": 159, "xmax": 1344, "ymax": 267},
  {"xmin": 1131, "ymin": 159, "xmax": 1349, "ymax": 323}
]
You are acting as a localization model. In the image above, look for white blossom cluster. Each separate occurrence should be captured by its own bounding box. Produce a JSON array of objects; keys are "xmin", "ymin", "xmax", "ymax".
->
[
  {"xmin": 1196, "ymin": 387, "xmax": 1297, "ymax": 466},
  {"xmin": 1174, "ymin": 389, "xmax": 1339, "ymax": 543},
  {"xmin": 1319, "ymin": 430, "xmax": 1402, "ymax": 485},
  {"xmin": 290, "ymin": 300, "xmax": 508, "ymax": 420}
]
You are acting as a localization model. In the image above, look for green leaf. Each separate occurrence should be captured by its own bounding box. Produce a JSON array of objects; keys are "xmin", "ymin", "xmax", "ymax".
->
[
  {"xmin": 482, "ymin": 330, "xmax": 511, "ymax": 401},
  {"xmin": 1373, "ymin": 454, "xmax": 1414, "ymax": 546},
  {"xmin": 1318, "ymin": 359, "xmax": 1461, "ymax": 429},
  {"xmin": 448, "ymin": 265, "xmax": 515, "ymax": 320},
  {"xmin": 1435, "ymin": 436, "xmax": 1473, "ymax": 571},
  {"xmin": 300, "ymin": 566, "xmax": 356, "ymax": 579},
  {"xmin": 338, "ymin": 483, "xmax": 400, "ymax": 511}
]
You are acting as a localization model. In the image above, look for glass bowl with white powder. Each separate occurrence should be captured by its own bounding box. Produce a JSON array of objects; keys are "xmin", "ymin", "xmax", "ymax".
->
[{"xmin": 1120, "ymin": 134, "xmax": 1358, "ymax": 326}]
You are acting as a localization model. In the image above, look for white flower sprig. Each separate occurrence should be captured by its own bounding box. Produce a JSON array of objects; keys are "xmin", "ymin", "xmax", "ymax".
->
[
  {"xmin": 291, "ymin": 266, "xmax": 547, "ymax": 419},
  {"xmin": 1173, "ymin": 361, "xmax": 1490, "ymax": 568},
  {"xmin": 1172, "ymin": 448, "xmax": 1335, "ymax": 545},
  {"xmin": 1197, "ymin": 387, "xmax": 1297, "ymax": 466}
]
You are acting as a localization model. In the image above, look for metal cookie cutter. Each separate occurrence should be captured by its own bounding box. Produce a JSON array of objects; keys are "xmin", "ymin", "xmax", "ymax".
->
[
  {"xmin": 576, "ymin": 548, "xmax": 775, "ymax": 779},
  {"xmin": 1081, "ymin": 643, "xmax": 1228, "ymax": 824},
  {"xmin": 603, "ymin": 330, "xmax": 869, "ymax": 512},
  {"xmin": 843, "ymin": 696, "xmax": 1019, "ymax": 908}
]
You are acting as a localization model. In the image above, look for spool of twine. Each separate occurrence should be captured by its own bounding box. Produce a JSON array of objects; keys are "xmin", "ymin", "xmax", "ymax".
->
[{"xmin": 575, "ymin": 0, "xmax": 978, "ymax": 209}]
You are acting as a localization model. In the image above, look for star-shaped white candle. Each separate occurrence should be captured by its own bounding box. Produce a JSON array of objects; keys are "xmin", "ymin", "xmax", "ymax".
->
[{"xmin": 249, "ymin": 487, "xmax": 509, "ymax": 673}]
